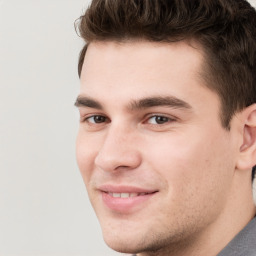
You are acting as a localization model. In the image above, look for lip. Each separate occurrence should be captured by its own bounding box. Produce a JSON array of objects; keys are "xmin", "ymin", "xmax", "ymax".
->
[
  {"xmin": 99, "ymin": 184, "xmax": 157, "ymax": 194},
  {"xmin": 98, "ymin": 185, "xmax": 158, "ymax": 213}
]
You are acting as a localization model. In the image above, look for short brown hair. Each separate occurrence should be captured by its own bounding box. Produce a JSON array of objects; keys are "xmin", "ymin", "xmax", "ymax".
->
[{"xmin": 76, "ymin": 0, "xmax": 256, "ymax": 129}]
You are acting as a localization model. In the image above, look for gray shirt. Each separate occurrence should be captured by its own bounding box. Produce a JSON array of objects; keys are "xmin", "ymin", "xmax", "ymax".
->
[{"xmin": 217, "ymin": 217, "xmax": 256, "ymax": 256}]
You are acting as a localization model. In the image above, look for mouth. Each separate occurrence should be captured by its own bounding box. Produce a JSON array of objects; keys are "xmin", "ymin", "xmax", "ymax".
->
[
  {"xmin": 99, "ymin": 185, "xmax": 158, "ymax": 213},
  {"xmin": 106, "ymin": 192, "xmax": 153, "ymax": 198}
]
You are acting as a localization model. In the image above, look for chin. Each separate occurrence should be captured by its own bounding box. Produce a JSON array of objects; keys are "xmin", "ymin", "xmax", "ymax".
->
[
  {"xmin": 101, "ymin": 223, "xmax": 147, "ymax": 254},
  {"xmin": 103, "ymin": 231, "xmax": 170, "ymax": 256},
  {"xmin": 103, "ymin": 234, "xmax": 140, "ymax": 254},
  {"xmin": 101, "ymin": 223, "xmax": 167, "ymax": 255}
]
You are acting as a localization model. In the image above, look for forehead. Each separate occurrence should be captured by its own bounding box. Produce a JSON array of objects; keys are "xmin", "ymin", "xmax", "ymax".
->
[
  {"xmin": 81, "ymin": 40, "xmax": 203, "ymax": 83},
  {"xmin": 80, "ymin": 40, "xmax": 219, "ymax": 111}
]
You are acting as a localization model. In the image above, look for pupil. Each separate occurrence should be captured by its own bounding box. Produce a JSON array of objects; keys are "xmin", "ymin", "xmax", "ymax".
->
[
  {"xmin": 94, "ymin": 116, "xmax": 105, "ymax": 123},
  {"xmin": 156, "ymin": 116, "xmax": 168, "ymax": 124}
]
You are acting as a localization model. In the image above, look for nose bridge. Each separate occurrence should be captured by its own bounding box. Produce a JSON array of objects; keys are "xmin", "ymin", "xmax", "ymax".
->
[
  {"xmin": 95, "ymin": 123, "xmax": 141, "ymax": 172},
  {"xmin": 107, "ymin": 123, "xmax": 129, "ymax": 145}
]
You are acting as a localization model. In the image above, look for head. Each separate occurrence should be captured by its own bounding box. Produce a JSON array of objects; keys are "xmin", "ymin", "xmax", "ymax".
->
[{"xmin": 75, "ymin": 0, "xmax": 256, "ymax": 255}]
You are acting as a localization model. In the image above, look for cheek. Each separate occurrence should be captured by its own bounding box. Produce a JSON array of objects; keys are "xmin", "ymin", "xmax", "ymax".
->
[
  {"xmin": 141, "ymin": 134, "xmax": 233, "ymax": 232},
  {"xmin": 76, "ymin": 131, "xmax": 99, "ymax": 185},
  {"xmin": 144, "ymin": 129, "xmax": 234, "ymax": 206}
]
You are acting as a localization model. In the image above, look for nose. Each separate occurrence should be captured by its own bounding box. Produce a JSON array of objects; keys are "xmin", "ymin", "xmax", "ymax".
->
[{"xmin": 94, "ymin": 125, "xmax": 142, "ymax": 172}]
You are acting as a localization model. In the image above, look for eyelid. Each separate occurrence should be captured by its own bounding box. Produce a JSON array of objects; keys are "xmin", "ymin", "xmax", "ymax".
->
[
  {"xmin": 80, "ymin": 113, "xmax": 109, "ymax": 123},
  {"xmin": 78, "ymin": 111, "xmax": 178, "ymax": 129},
  {"xmin": 144, "ymin": 113, "xmax": 177, "ymax": 124},
  {"xmin": 86, "ymin": 115, "xmax": 105, "ymax": 124}
]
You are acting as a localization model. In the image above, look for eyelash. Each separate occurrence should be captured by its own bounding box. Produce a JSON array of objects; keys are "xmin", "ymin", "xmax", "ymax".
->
[
  {"xmin": 82, "ymin": 114, "xmax": 175, "ymax": 126},
  {"xmin": 85, "ymin": 115, "xmax": 107, "ymax": 123},
  {"xmin": 146, "ymin": 115, "xmax": 175, "ymax": 125}
]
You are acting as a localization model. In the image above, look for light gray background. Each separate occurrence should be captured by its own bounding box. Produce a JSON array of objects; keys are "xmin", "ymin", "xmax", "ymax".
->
[{"xmin": 0, "ymin": 0, "xmax": 255, "ymax": 255}]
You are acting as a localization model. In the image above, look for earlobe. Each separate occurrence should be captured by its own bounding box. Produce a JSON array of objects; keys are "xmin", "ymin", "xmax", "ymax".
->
[{"xmin": 236, "ymin": 104, "xmax": 256, "ymax": 170}]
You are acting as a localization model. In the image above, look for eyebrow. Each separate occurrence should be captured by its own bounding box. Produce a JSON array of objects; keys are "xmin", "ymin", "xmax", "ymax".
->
[
  {"xmin": 128, "ymin": 96, "xmax": 192, "ymax": 110},
  {"xmin": 74, "ymin": 96, "xmax": 103, "ymax": 109},
  {"xmin": 74, "ymin": 95, "xmax": 192, "ymax": 111}
]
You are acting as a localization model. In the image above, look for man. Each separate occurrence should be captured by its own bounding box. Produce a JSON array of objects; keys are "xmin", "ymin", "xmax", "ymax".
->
[{"xmin": 74, "ymin": 0, "xmax": 256, "ymax": 255}]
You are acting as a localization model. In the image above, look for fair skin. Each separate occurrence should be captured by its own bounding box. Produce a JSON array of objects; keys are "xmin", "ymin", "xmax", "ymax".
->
[{"xmin": 76, "ymin": 41, "xmax": 256, "ymax": 256}]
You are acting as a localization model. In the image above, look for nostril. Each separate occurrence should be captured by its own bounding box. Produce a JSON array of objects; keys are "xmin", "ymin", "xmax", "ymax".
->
[{"xmin": 114, "ymin": 165, "xmax": 130, "ymax": 170}]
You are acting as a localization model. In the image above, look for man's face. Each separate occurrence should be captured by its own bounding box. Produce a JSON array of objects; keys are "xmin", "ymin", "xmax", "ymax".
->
[{"xmin": 76, "ymin": 41, "xmax": 238, "ymax": 254}]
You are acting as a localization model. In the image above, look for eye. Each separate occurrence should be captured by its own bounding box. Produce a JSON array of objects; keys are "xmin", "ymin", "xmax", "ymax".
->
[
  {"xmin": 147, "ymin": 115, "xmax": 173, "ymax": 125},
  {"xmin": 86, "ymin": 115, "xmax": 107, "ymax": 124}
]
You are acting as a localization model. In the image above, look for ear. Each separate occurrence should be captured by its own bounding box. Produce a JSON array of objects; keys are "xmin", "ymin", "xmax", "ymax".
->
[{"xmin": 236, "ymin": 104, "xmax": 256, "ymax": 170}]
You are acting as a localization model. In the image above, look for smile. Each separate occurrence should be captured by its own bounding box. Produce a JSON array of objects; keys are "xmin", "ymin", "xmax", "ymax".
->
[
  {"xmin": 99, "ymin": 186, "xmax": 158, "ymax": 213},
  {"xmin": 107, "ymin": 192, "xmax": 149, "ymax": 198}
]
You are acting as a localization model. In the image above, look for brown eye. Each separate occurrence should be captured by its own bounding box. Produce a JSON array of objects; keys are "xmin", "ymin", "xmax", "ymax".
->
[
  {"xmin": 148, "ymin": 115, "xmax": 171, "ymax": 124},
  {"xmin": 87, "ymin": 115, "xmax": 106, "ymax": 123}
]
